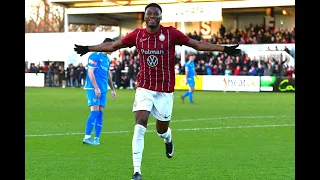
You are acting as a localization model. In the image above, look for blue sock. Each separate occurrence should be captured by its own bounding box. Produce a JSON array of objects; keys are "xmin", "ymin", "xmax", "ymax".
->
[
  {"xmin": 95, "ymin": 111, "xmax": 104, "ymax": 139},
  {"xmin": 182, "ymin": 91, "xmax": 189, "ymax": 98},
  {"xmin": 85, "ymin": 110, "xmax": 99, "ymax": 136},
  {"xmin": 189, "ymin": 91, "xmax": 193, "ymax": 102}
]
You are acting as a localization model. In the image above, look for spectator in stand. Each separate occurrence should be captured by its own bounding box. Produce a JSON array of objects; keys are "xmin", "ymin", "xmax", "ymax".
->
[
  {"xmin": 114, "ymin": 60, "xmax": 122, "ymax": 89},
  {"xmin": 285, "ymin": 65, "xmax": 294, "ymax": 78},
  {"xmin": 217, "ymin": 64, "xmax": 225, "ymax": 75},
  {"xmin": 233, "ymin": 65, "xmax": 241, "ymax": 76},
  {"xmin": 248, "ymin": 65, "xmax": 257, "ymax": 76},
  {"xmin": 239, "ymin": 66, "xmax": 249, "ymax": 76},
  {"xmin": 25, "ymin": 61, "xmax": 29, "ymax": 72},
  {"xmin": 53, "ymin": 63, "xmax": 60, "ymax": 87},
  {"xmin": 29, "ymin": 63, "xmax": 37, "ymax": 73},
  {"xmin": 256, "ymin": 63, "xmax": 265, "ymax": 76},
  {"xmin": 78, "ymin": 63, "xmax": 86, "ymax": 87},
  {"xmin": 224, "ymin": 65, "xmax": 233, "ymax": 76},
  {"xmin": 58, "ymin": 65, "xmax": 66, "ymax": 88},
  {"xmin": 219, "ymin": 24, "xmax": 226, "ymax": 39}
]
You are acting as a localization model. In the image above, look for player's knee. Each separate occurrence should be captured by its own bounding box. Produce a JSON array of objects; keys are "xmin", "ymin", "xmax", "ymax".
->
[
  {"xmin": 135, "ymin": 110, "xmax": 150, "ymax": 128},
  {"xmin": 136, "ymin": 119, "xmax": 148, "ymax": 127},
  {"xmin": 157, "ymin": 127, "xmax": 171, "ymax": 138},
  {"xmin": 96, "ymin": 111, "xmax": 103, "ymax": 123},
  {"xmin": 156, "ymin": 127, "xmax": 167, "ymax": 134},
  {"xmin": 157, "ymin": 131, "xmax": 166, "ymax": 138},
  {"xmin": 156, "ymin": 121, "xmax": 169, "ymax": 134},
  {"xmin": 89, "ymin": 110, "xmax": 100, "ymax": 119},
  {"xmin": 91, "ymin": 105, "xmax": 100, "ymax": 111},
  {"xmin": 157, "ymin": 132, "xmax": 164, "ymax": 138},
  {"xmin": 99, "ymin": 106, "xmax": 105, "ymax": 111}
]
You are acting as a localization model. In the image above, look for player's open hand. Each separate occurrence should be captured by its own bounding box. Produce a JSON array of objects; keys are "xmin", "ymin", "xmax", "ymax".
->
[
  {"xmin": 223, "ymin": 44, "xmax": 241, "ymax": 56},
  {"xmin": 74, "ymin": 44, "xmax": 89, "ymax": 56},
  {"xmin": 94, "ymin": 87, "xmax": 101, "ymax": 98},
  {"xmin": 111, "ymin": 90, "xmax": 116, "ymax": 100}
]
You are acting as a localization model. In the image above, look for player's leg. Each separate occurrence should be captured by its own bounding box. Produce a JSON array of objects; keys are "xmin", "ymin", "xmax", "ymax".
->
[
  {"xmin": 181, "ymin": 78, "xmax": 190, "ymax": 103},
  {"xmin": 83, "ymin": 90, "xmax": 100, "ymax": 145},
  {"xmin": 153, "ymin": 92, "xmax": 174, "ymax": 158},
  {"xmin": 131, "ymin": 88, "xmax": 154, "ymax": 179},
  {"xmin": 181, "ymin": 90, "xmax": 188, "ymax": 103},
  {"xmin": 156, "ymin": 120, "xmax": 173, "ymax": 158},
  {"xmin": 93, "ymin": 92, "xmax": 107, "ymax": 145},
  {"xmin": 188, "ymin": 87, "xmax": 195, "ymax": 103},
  {"xmin": 188, "ymin": 80, "xmax": 195, "ymax": 103}
]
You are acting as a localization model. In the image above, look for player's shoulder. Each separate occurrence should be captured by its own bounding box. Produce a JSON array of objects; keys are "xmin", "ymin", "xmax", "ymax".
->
[
  {"xmin": 88, "ymin": 52, "xmax": 99, "ymax": 59},
  {"xmin": 105, "ymin": 54, "xmax": 111, "ymax": 61},
  {"xmin": 123, "ymin": 28, "xmax": 143, "ymax": 39},
  {"xmin": 131, "ymin": 28, "xmax": 144, "ymax": 34},
  {"xmin": 163, "ymin": 25, "xmax": 178, "ymax": 32}
]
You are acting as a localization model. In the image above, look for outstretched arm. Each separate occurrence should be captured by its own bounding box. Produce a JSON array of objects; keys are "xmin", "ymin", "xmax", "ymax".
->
[
  {"xmin": 74, "ymin": 40, "xmax": 127, "ymax": 56},
  {"xmin": 186, "ymin": 39, "xmax": 240, "ymax": 56},
  {"xmin": 75, "ymin": 29, "xmax": 138, "ymax": 56},
  {"xmin": 187, "ymin": 39, "xmax": 224, "ymax": 52},
  {"xmin": 88, "ymin": 40, "xmax": 127, "ymax": 52},
  {"xmin": 170, "ymin": 27, "xmax": 241, "ymax": 56}
]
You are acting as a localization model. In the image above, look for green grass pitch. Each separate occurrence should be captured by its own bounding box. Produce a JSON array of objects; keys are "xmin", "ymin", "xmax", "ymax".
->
[{"xmin": 25, "ymin": 87, "xmax": 295, "ymax": 180}]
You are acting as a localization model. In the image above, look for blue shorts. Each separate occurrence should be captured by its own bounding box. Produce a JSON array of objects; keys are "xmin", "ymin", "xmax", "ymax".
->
[
  {"xmin": 86, "ymin": 90, "xmax": 107, "ymax": 107},
  {"xmin": 187, "ymin": 78, "xmax": 195, "ymax": 88}
]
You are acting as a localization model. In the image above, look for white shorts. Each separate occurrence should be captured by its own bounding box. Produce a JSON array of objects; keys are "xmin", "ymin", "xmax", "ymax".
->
[{"xmin": 132, "ymin": 88, "xmax": 174, "ymax": 121}]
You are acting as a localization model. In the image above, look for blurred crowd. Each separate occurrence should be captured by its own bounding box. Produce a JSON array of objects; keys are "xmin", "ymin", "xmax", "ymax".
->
[
  {"xmin": 25, "ymin": 61, "xmax": 86, "ymax": 88},
  {"xmin": 25, "ymin": 23, "xmax": 295, "ymax": 89},
  {"xmin": 188, "ymin": 23, "xmax": 295, "ymax": 44}
]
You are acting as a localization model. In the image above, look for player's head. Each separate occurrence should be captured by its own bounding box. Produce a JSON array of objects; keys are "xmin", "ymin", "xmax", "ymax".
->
[
  {"xmin": 189, "ymin": 54, "xmax": 195, "ymax": 61},
  {"xmin": 102, "ymin": 38, "xmax": 115, "ymax": 54},
  {"xmin": 144, "ymin": 3, "xmax": 162, "ymax": 29}
]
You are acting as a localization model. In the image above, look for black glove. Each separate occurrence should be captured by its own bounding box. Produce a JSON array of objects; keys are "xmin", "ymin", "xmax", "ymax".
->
[
  {"xmin": 223, "ymin": 44, "xmax": 241, "ymax": 56},
  {"xmin": 74, "ymin": 44, "xmax": 89, "ymax": 56}
]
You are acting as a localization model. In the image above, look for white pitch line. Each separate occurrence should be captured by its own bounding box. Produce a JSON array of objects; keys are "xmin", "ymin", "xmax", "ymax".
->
[
  {"xmin": 25, "ymin": 130, "xmax": 132, "ymax": 137},
  {"xmin": 174, "ymin": 124, "xmax": 294, "ymax": 132},
  {"xmin": 25, "ymin": 115, "xmax": 295, "ymax": 137},
  {"xmin": 147, "ymin": 115, "xmax": 293, "ymax": 125}
]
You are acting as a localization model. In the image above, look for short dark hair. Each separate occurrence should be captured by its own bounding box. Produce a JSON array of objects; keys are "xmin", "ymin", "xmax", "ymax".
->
[
  {"xmin": 145, "ymin": 3, "xmax": 162, "ymax": 13},
  {"xmin": 103, "ymin": 38, "xmax": 115, "ymax": 43}
]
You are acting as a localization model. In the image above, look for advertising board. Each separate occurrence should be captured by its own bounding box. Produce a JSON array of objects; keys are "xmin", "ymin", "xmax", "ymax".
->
[
  {"xmin": 274, "ymin": 78, "xmax": 295, "ymax": 92},
  {"xmin": 202, "ymin": 76, "xmax": 260, "ymax": 92},
  {"xmin": 25, "ymin": 73, "xmax": 45, "ymax": 87},
  {"xmin": 260, "ymin": 76, "xmax": 277, "ymax": 92},
  {"xmin": 174, "ymin": 75, "xmax": 203, "ymax": 90}
]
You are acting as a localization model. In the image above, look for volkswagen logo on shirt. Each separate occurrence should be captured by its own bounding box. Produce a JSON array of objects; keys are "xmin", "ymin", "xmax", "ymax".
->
[{"xmin": 147, "ymin": 55, "xmax": 158, "ymax": 67}]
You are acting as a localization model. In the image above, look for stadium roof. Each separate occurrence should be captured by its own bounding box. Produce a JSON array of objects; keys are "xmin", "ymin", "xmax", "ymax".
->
[
  {"xmin": 50, "ymin": 0, "xmax": 238, "ymax": 8},
  {"xmin": 50, "ymin": 0, "xmax": 294, "ymax": 26},
  {"xmin": 49, "ymin": 0, "xmax": 295, "ymax": 9}
]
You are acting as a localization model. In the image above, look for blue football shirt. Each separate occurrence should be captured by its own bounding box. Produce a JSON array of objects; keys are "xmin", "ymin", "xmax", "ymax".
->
[
  {"xmin": 185, "ymin": 61, "xmax": 196, "ymax": 79},
  {"xmin": 83, "ymin": 52, "xmax": 110, "ymax": 93}
]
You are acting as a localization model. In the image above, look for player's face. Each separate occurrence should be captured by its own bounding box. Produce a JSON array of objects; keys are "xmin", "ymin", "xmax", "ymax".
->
[
  {"xmin": 145, "ymin": 7, "xmax": 161, "ymax": 29},
  {"xmin": 190, "ymin": 55, "xmax": 195, "ymax": 61}
]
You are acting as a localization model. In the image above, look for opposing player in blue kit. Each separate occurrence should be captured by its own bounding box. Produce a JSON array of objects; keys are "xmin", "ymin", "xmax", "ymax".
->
[
  {"xmin": 181, "ymin": 54, "xmax": 197, "ymax": 104},
  {"xmin": 82, "ymin": 38, "xmax": 116, "ymax": 145}
]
